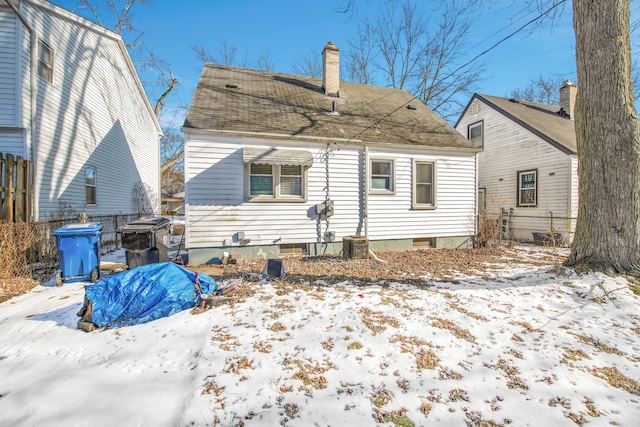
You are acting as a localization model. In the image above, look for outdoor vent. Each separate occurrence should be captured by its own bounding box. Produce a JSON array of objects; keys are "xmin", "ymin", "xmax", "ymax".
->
[
  {"xmin": 225, "ymin": 83, "xmax": 239, "ymax": 89},
  {"xmin": 406, "ymin": 104, "xmax": 417, "ymax": 110},
  {"xmin": 343, "ymin": 236, "xmax": 369, "ymax": 260},
  {"xmin": 263, "ymin": 259, "xmax": 285, "ymax": 278}
]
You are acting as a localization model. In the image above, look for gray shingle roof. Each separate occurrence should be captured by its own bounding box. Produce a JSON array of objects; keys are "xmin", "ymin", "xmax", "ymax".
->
[
  {"xmin": 475, "ymin": 94, "xmax": 577, "ymax": 155},
  {"xmin": 184, "ymin": 64, "xmax": 476, "ymax": 150}
]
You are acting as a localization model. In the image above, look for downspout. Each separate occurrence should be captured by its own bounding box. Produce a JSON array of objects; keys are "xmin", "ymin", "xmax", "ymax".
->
[
  {"xmin": 364, "ymin": 145, "xmax": 369, "ymax": 237},
  {"xmin": 7, "ymin": 0, "xmax": 39, "ymax": 220}
]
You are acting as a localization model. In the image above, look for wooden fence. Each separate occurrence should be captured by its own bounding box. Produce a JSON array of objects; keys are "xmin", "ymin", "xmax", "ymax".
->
[{"xmin": 0, "ymin": 152, "xmax": 32, "ymax": 223}]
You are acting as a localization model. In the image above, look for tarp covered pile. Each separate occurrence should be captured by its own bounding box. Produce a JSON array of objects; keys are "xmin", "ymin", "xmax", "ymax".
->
[{"xmin": 78, "ymin": 262, "xmax": 217, "ymax": 328}]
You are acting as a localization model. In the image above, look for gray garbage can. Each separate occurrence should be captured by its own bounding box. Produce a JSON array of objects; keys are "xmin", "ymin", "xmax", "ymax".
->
[{"xmin": 118, "ymin": 217, "xmax": 171, "ymax": 269}]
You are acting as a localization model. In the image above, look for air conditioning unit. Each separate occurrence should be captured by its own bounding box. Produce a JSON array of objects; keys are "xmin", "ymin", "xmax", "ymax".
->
[{"xmin": 343, "ymin": 236, "xmax": 369, "ymax": 260}]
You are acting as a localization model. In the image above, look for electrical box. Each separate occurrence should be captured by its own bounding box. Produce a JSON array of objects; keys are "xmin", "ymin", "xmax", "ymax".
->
[{"xmin": 315, "ymin": 200, "xmax": 335, "ymax": 217}]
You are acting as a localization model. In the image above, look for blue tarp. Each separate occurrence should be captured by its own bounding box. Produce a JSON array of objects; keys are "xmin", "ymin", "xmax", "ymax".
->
[{"xmin": 83, "ymin": 262, "xmax": 217, "ymax": 328}]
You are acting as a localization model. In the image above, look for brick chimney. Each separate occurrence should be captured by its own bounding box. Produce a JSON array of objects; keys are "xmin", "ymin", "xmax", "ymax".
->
[
  {"xmin": 559, "ymin": 80, "xmax": 577, "ymax": 120},
  {"xmin": 322, "ymin": 41, "xmax": 340, "ymax": 97}
]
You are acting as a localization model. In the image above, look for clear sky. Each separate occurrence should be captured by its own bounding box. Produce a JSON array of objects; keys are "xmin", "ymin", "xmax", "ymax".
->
[{"xmin": 50, "ymin": 0, "xmax": 590, "ymax": 126}]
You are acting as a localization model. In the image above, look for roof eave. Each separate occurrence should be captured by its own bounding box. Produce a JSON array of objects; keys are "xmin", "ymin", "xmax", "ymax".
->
[{"xmin": 181, "ymin": 127, "xmax": 481, "ymax": 154}]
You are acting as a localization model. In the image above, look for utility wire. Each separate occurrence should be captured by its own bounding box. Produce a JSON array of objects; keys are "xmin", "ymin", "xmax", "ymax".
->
[{"xmin": 443, "ymin": 0, "xmax": 568, "ymax": 84}]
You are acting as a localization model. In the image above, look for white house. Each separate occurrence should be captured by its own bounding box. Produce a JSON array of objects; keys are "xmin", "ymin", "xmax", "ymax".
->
[
  {"xmin": 182, "ymin": 42, "xmax": 480, "ymax": 264},
  {"xmin": 455, "ymin": 82, "xmax": 578, "ymax": 243},
  {"xmin": 0, "ymin": 0, "xmax": 162, "ymax": 220}
]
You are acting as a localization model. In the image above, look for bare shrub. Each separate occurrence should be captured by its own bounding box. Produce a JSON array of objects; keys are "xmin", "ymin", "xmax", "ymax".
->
[
  {"xmin": 477, "ymin": 215, "xmax": 501, "ymax": 247},
  {"xmin": 0, "ymin": 222, "xmax": 37, "ymax": 278}
]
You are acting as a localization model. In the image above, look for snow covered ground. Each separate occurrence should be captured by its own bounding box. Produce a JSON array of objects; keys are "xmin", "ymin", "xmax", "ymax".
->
[{"xmin": 0, "ymin": 245, "xmax": 639, "ymax": 426}]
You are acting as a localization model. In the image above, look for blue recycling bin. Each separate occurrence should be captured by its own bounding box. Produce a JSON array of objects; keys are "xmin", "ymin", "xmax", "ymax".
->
[{"xmin": 52, "ymin": 222, "xmax": 103, "ymax": 285}]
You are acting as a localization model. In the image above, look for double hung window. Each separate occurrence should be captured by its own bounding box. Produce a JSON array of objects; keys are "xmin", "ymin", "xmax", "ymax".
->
[
  {"xmin": 413, "ymin": 161, "xmax": 436, "ymax": 209},
  {"xmin": 38, "ymin": 40, "xmax": 54, "ymax": 83},
  {"xmin": 517, "ymin": 169, "xmax": 537, "ymax": 206}
]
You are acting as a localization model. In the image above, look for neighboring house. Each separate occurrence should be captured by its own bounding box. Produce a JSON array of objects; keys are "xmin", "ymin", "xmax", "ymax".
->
[
  {"xmin": 455, "ymin": 82, "xmax": 578, "ymax": 242},
  {"xmin": 161, "ymin": 176, "xmax": 184, "ymax": 214},
  {"xmin": 182, "ymin": 42, "xmax": 480, "ymax": 264},
  {"xmin": 0, "ymin": 0, "xmax": 162, "ymax": 221},
  {"xmin": 162, "ymin": 191, "xmax": 184, "ymax": 215}
]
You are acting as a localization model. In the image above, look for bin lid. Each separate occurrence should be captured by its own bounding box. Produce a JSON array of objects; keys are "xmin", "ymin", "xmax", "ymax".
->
[
  {"xmin": 118, "ymin": 217, "xmax": 171, "ymax": 233},
  {"xmin": 52, "ymin": 222, "xmax": 103, "ymax": 236}
]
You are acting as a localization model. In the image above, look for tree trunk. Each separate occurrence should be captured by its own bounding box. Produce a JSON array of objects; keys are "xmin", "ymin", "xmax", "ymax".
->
[{"xmin": 566, "ymin": 0, "xmax": 640, "ymax": 273}]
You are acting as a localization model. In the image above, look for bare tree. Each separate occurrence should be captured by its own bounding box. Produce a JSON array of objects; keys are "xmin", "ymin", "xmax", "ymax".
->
[
  {"xmin": 160, "ymin": 128, "xmax": 184, "ymax": 176},
  {"xmin": 292, "ymin": 49, "xmax": 323, "ymax": 77},
  {"xmin": 75, "ymin": 0, "xmax": 149, "ymax": 48},
  {"xmin": 412, "ymin": 2, "xmax": 486, "ymax": 120},
  {"xmin": 192, "ymin": 41, "xmax": 239, "ymax": 66},
  {"xmin": 566, "ymin": 0, "xmax": 640, "ymax": 274},
  {"xmin": 344, "ymin": 21, "xmax": 376, "ymax": 84},
  {"xmin": 256, "ymin": 49, "xmax": 277, "ymax": 72},
  {"xmin": 192, "ymin": 42, "xmax": 275, "ymax": 71},
  {"xmin": 342, "ymin": 0, "xmax": 485, "ymax": 121},
  {"xmin": 509, "ymin": 74, "xmax": 569, "ymax": 104}
]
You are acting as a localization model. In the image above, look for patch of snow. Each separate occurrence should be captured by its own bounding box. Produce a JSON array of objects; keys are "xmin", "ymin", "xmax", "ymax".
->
[{"xmin": 1, "ymin": 245, "xmax": 639, "ymax": 426}]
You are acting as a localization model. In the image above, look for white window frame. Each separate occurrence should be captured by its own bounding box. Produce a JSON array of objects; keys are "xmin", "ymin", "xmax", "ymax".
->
[
  {"xmin": 86, "ymin": 166, "xmax": 97, "ymax": 205},
  {"xmin": 245, "ymin": 163, "xmax": 308, "ymax": 202},
  {"xmin": 468, "ymin": 120, "xmax": 484, "ymax": 149},
  {"xmin": 412, "ymin": 160, "xmax": 437, "ymax": 209},
  {"xmin": 37, "ymin": 39, "xmax": 54, "ymax": 84},
  {"xmin": 369, "ymin": 158, "xmax": 396, "ymax": 194},
  {"xmin": 517, "ymin": 169, "xmax": 537, "ymax": 207}
]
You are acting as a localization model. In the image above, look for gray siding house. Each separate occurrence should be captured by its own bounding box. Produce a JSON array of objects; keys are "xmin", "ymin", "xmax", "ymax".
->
[
  {"xmin": 455, "ymin": 82, "xmax": 578, "ymax": 242},
  {"xmin": 183, "ymin": 42, "xmax": 480, "ymax": 263},
  {"xmin": 0, "ymin": 0, "xmax": 162, "ymax": 220}
]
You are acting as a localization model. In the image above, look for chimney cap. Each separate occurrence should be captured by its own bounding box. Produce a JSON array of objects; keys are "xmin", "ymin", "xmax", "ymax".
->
[
  {"xmin": 324, "ymin": 41, "xmax": 340, "ymax": 51},
  {"xmin": 562, "ymin": 80, "xmax": 574, "ymax": 87}
]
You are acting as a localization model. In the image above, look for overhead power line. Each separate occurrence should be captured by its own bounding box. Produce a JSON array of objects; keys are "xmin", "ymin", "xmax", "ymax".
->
[{"xmin": 446, "ymin": 0, "xmax": 568, "ymax": 84}]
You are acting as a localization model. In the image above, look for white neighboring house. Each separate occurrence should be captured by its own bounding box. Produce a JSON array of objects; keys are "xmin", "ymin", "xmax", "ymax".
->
[
  {"xmin": 182, "ymin": 42, "xmax": 480, "ymax": 264},
  {"xmin": 455, "ymin": 82, "xmax": 578, "ymax": 242},
  {"xmin": 0, "ymin": 0, "xmax": 162, "ymax": 220}
]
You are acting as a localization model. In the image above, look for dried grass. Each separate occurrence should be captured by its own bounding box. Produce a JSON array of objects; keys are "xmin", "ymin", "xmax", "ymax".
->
[
  {"xmin": 570, "ymin": 333, "xmax": 625, "ymax": 356},
  {"xmin": 591, "ymin": 367, "xmax": 640, "ymax": 396},
  {"xmin": 0, "ymin": 277, "xmax": 39, "ymax": 304},
  {"xmin": 217, "ymin": 246, "xmax": 555, "ymax": 285}
]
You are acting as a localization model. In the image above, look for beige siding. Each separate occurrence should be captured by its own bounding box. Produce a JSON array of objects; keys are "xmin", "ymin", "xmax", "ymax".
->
[
  {"xmin": 184, "ymin": 134, "xmax": 476, "ymax": 249},
  {"xmin": 456, "ymin": 99, "xmax": 573, "ymax": 218}
]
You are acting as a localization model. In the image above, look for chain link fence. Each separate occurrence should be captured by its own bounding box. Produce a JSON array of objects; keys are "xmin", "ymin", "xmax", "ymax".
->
[
  {"xmin": 1, "ymin": 213, "xmax": 140, "ymax": 282},
  {"xmin": 478, "ymin": 211, "xmax": 576, "ymax": 247}
]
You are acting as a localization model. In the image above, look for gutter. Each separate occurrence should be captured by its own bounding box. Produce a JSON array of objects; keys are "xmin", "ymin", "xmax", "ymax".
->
[
  {"xmin": 182, "ymin": 128, "xmax": 481, "ymax": 154},
  {"xmin": 6, "ymin": 0, "xmax": 39, "ymax": 220},
  {"xmin": 364, "ymin": 145, "xmax": 369, "ymax": 238}
]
